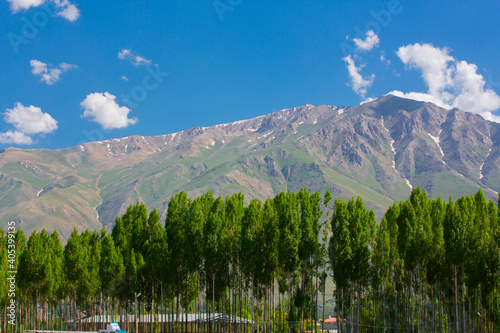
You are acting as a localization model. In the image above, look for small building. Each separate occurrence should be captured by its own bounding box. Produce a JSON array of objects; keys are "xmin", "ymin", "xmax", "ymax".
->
[{"xmin": 320, "ymin": 316, "xmax": 339, "ymax": 332}]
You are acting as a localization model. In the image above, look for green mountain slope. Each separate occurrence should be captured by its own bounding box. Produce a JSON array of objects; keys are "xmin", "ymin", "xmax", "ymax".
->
[{"xmin": 1, "ymin": 95, "xmax": 498, "ymax": 239}]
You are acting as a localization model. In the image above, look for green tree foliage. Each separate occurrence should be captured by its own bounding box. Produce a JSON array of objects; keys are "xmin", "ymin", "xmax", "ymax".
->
[
  {"xmin": 100, "ymin": 233, "xmax": 124, "ymax": 297},
  {"xmin": 3, "ymin": 187, "xmax": 500, "ymax": 333},
  {"xmin": 18, "ymin": 230, "xmax": 51, "ymax": 309}
]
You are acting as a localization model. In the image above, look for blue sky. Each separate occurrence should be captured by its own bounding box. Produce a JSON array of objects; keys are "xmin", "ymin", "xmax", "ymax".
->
[{"xmin": 1, "ymin": 0, "xmax": 499, "ymax": 149}]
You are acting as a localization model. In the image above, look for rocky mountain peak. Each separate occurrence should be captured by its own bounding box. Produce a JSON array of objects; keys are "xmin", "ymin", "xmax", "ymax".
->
[{"xmin": 0, "ymin": 95, "xmax": 498, "ymax": 239}]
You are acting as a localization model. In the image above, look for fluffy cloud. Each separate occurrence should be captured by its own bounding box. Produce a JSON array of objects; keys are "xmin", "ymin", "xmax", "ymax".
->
[
  {"xmin": 4, "ymin": 103, "xmax": 58, "ymax": 135},
  {"xmin": 30, "ymin": 59, "xmax": 77, "ymax": 85},
  {"xmin": 6, "ymin": 0, "xmax": 80, "ymax": 22},
  {"xmin": 0, "ymin": 131, "xmax": 33, "ymax": 145},
  {"xmin": 118, "ymin": 49, "xmax": 152, "ymax": 66},
  {"xmin": 352, "ymin": 30, "xmax": 380, "ymax": 52},
  {"xmin": 343, "ymin": 55, "xmax": 375, "ymax": 98},
  {"xmin": 388, "ymin": 90, "xmax": 451, "ymax": 109},
  {"xmin": 53, "ymin": 0, "xmax": 80, "ymax": 21},
  {"xmin": 395, "ymin": 43, "xmax": 500, "ymax": 121},
  {"xmin": 397, "ymin": 43, "xmax": 454, "ymax": 102},
  {"xmin": 452, "ymin": 61, "xmax": 500, "ymax": 120},
  {"xmin": 80, "ymin": 92, "xmax": 138, "ymax": 129},
  {"xmin": 6, "ymin": 0, "xmax": 45, "ymax": 12},
  {"xmin": 120, "ymin": 75, "xmax": 129, "ymax": 81},
  {"xmin": 30, "ymin": 59, "xmax": 47, "ymax": 75},
  {"xmin": 118, "ymin": 49, "xmax": 131, "ymax": 59},
  {"xmin": 0, "ymin": 103, "xmax": 58, "ymax": 145}
]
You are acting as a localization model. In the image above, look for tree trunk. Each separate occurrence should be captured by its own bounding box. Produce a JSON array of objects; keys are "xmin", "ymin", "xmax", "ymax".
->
[
  {"xmin": 197, "ymin": 274, "xmax": 201, "ymax": 333},
  {"xmin": 469, "ymin": 297, "xmax": 472, "ymax": 333},
  {"xmin": 356, "ymin": 283, "xmax": 361, "ymax": 333},
  {"xmin": 272, "ymin": 281, "xmax": 275, "ymax": 333},
  {"xmin": 213, "ymin": 273, "xmax": 216, "ymax": 333},
  {"xmin": 340, "ymin": 287, "xmax": 344, "ymax": 333},
  {"xmin": 257, "ymin": 285, "xmax": 261, "ymax": 333},
  {"xmin": 454, "ymin": 266, "xmax": 459, "ymax": 333},
  {"xmin": 288, "ymin": 274, "xmax": 292, "ymax": 333},
  {"xmin": 135, "ymin": 293, "xmax": 138, "ymax": 333},
  {"xmin": 314, "ymin": 273, "xmax": 318, "ymax": 333},
  {"xmin": 410, "ymin": 273, "xmax": 414, "ymax": 333},
  {"xmin": 74, "ymin": 285, "xmax": 77, "ymax": 331},
  {"xmin": 251, "ymin": 286, "xmax": 254, "ymax": 333},
  {"xmin": 185, "ymin": 280, "xmax": 189, "ymax": 333},
  {"xmin": 278, "ymin": 288, "xmax": 282, "ymax": 333},
  {"xmin": 322, "ymin": 276, "xmax": 326, "ymax": 333},
  {"xmin": 394, "ymin": 272, "xmax": 398, "ymax": 333},
  {"xmin": 350, "ymin": 283, "xmax": 354, "ymax": 333},
  {"xmin": 461, "ymin": 265, "xmax": 466, "ymax": 333},
  {"xmin": 35, "ymin": 283, "xmax": 39, "ymax": 331},
  {"xmin": 382, "ymin": 282, "xmax": 386, "ymax": 333},
  {"xmin": 417, "ymin": 265, "xmax": 421, "ymax": 333}
]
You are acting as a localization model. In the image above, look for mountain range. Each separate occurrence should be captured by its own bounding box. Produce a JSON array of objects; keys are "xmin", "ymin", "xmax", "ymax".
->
[{"xmin": 1, "ymin": 94, "xmax": 499, "ymax": 240}]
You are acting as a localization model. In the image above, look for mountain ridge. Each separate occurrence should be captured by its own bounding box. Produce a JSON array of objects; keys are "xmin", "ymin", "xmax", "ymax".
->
[{"xmin": 1, "ymin": 94, "xmax": 498, "ymax": 239}]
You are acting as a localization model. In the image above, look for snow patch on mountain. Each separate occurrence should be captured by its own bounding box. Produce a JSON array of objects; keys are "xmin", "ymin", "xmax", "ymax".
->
[
  {"xmin": 480, "ymin": 147, "xmax": 492, "ymax": 179},
  {"xmin": 428, "ymin": 130, "xmax": 445, "ymax": 158},
  {"xmin": 216, "ymin": 115, "xmax": 265, "ymax": 128},
  {"xmin": 382, "ymin": 117, "xmax": 412, "ymax": 189},
  {"xmin": 381, "ymin": 117, "xmax": 397, "ymax": 172}
]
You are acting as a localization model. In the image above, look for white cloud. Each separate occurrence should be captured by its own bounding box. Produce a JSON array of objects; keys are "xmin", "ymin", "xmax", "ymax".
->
[
  {"xmin": 4, "ymin": 103, "xmax": 58, "ymax": 135},
  {"xmin": 80, "ymin": 92, "xmax": 138, "ymax": 130},
  {"xmin": 397, "ymin": 43, "xmax": 454, "ymax": 102},
  {"xmin": 30, "ymin": 59, "xmax": 48, "ymax": 75},
  {"xmin": 6, "ymin": 0, "xmax": 45, "ymax": 12},
  {"xmin": 118, "ymin": 48, "xmax": 152, "ymax": 66},
  {"xmin": 0, "ymin": 131, "xmax": 33, "ymax": 145},
  {"xmin": 395, "ymin": 43, "xmax": 500, "ymax": 121},
  {"xmin": 59, "ymin": 62, "xmax": 76, "ymax": 71},
  {"xmin": 30, "ymin": 59, "xmax": 77, "ymax": 85},
  {"xmin": 360, "ymin": 97, "xmax": 375, "ymax": 105},
  {"xmin": 6, "ymin": 0, "xmax": 80, "ymax": 21},
  {"xmin": 120, "ymin": 75, "xmax": 129, "ymax": 81},
  {"xmin": 343, "ymin": 55, "xmax": 375, "ymax": 98},
  {"xmin": 481, "ymin": 112, "xmax": 500, "ymax": 123},
  {"xmin": 118, "ymin": 49, "xmax": 131, "ymax": 59},
  {"xmin": 352, "ymin": 30, "xmax": 379, "ymax": 52},
  {"xmin": 0, "ymin": 103, "xmax": 57, "ymax": 145},
  {"xmin": 53, "ymin": 0, "xmax": 79, "ymax": 21},
  {"xmin": 452, "ymin": 61, "xmax": 500, "ymax": 117},
  {"xmin": 380, "ymin": 51, "xmax": 391, "ymax": 66},
  {"xmin": 134, "ymin": 56, "xmax": 151, "ymax": 66},
  {"xmin": 388, "ymin": 90, "xmax": 451, "ymax": 109}
]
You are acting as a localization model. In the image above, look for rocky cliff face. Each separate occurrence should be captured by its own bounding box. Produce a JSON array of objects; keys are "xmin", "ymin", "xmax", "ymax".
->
[{"xmin": 0, "ymin": 94, "xmax": 498, "ymax": 239}]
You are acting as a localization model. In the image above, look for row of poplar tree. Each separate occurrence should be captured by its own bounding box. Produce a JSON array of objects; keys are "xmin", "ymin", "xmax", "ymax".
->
[{"xmin": 0, "ymin": 187, "xmax": 499, "ymax": 333}]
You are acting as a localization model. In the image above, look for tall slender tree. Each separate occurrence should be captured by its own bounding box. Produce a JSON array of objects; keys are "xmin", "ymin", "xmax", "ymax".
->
[{"xmin": 275, "ymin": 191, "xmax": 301, "ymax": 327}]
